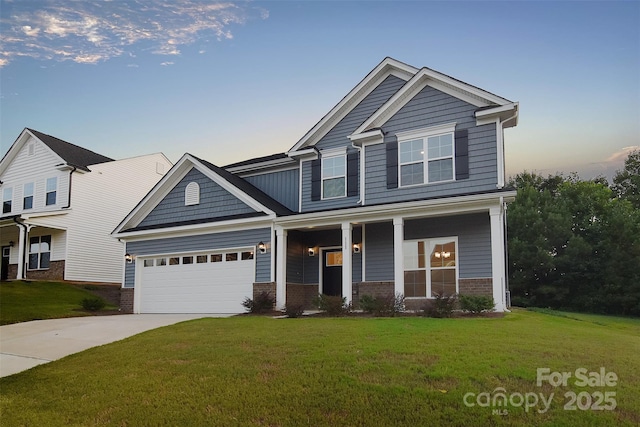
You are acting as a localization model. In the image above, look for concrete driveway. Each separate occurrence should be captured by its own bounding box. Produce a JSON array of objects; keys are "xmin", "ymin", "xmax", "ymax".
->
[{"xmin": 0, "ymin": 314, "xmax": 232, "ymax": 377}]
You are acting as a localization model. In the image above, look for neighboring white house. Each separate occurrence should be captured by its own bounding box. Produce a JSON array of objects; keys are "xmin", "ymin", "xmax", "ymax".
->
[{"xmin": 0, "ymin": 128, "xmax": 172, "ymax": 283}]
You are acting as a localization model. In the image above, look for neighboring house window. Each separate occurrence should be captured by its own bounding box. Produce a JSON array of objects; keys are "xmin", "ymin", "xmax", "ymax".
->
[
  {"xmin": 185, "ymin": 182, "xmax": 200, "ymax": 206},
  {"xmin": 398, "ymin": 123, "xmax": 456, "ymax": 187},
  {"xmin": 23, "ymin": 183, "xmax": 34, "ymax": 210},
  {"xmin": 46, "ymin": 177, "xmax": 57, "ymax": 205},
  {"xmin": 403, "ymin": 237, "xmax": 458, "ymax": 298},
  {"xmin": 2, "ymin": 187, "xmax": 12, "ymax": 213},
  {"xmin": 322, "ymin": 154, "xmax": 346, "ymax": 199},
  {"xmin": 28, "ymin": 235, "xmax": 51, "ymax": 270}
]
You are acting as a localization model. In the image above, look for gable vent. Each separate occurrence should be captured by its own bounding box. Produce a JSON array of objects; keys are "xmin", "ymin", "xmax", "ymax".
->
[
  {"xmin": 185, "ymin": 182, "xmax": 200, "ymax": 206},
  {"xmin": 28, "ymin": 143, "xmax": 35, "ymax": 156}
]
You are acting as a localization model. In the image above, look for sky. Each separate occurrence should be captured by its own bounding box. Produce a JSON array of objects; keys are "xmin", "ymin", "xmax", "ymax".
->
[{"xmin": 1, "ymin": 0, "xmax": 638, "ymax": 181}]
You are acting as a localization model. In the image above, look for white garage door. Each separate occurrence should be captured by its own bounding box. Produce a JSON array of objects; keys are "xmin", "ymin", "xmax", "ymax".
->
[{"xmin": 138, "ymin": 249, "xmax": 255, "ymax": 313}]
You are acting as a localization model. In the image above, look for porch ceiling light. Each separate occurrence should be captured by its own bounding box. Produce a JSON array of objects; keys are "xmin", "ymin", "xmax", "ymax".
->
[
  {"xmin": 308, "ymin": 247, "xmax": 316, "ymax": 257},
  {"xmin": 258, "ymin": 241, "xmax": 267, "ymax": 254}
]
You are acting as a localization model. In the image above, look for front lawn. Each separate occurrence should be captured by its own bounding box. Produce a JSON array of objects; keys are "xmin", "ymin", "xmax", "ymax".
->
[
  {"xmin": 1, "ymin": 309, "xmax": 638, "ymax": 426},
  {"xmin": 0, "ymin": 280, "xmax": 118, "ymax": 325}
]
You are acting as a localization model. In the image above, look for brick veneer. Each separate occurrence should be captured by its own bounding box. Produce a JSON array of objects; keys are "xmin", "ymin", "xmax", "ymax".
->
[
  {"xmin": 286, "ymin": 283, "xmax": 319, "ymax": 309},
  {"xmin": 120, "ymin": 288, "xmax": 134, "ymax": 313},
  {"xmin": 24, "ymin": 261, "xmax": 65, "ymax": 281},
  {"xmin": 253, "ymin": 282, "xmax": 276, "ymax": 300},
  {"xmin": 459, "ymin": 278, "xmax": 493, "ymax": 296},
  {"xmin": 352, "ymin": 281, "xmax": 394, "ymax": 309}
]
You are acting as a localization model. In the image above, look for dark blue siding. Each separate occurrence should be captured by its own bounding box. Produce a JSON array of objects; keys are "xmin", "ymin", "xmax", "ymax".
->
[
  {"xmin": 245, "ymin": 168, "xmax": 299, "ymax": 212},
  {"xmin": 139, "ymin": 168, "xmax": 256, "ymax": 228}
]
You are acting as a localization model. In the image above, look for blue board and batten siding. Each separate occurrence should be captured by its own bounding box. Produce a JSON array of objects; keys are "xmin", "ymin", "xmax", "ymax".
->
[
  {"xmin": 364, "ymin": 213, "xmax": 492, "ymax": 282},
  {"xmin": 123, "ymin": 228, "xmax": 271, "ymax": 287},
  {"xmin": 244, "ymin": 168, "xmax": 299, "ymax": 212},
  {"xmin": 138, "ymin": 168, "xmax": 256, "ymax": 228},
  {"xmin": 301, "ymin": 75, "xmax": 406, "ymax": 212},
  {"xmin": 365, "ymin": 85, "xmax": 498, "ymax": 205}
]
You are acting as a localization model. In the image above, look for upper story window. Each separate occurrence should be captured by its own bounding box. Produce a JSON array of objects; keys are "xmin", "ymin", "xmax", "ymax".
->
[
  {"xmin": 46, "ymin": 177, "xmax": 57, "ymax": 206},
  {"xmin": 398, "ymin": 123, "xmax": 456, "ymax": 187},
  {"xmin": 322, "ymin": 153, "xmax": 346, "ymax": 199},
  {"xmin": 185, "ymin": 182, "xmax": 200, "ymax": 206},
  {"xmin": 2, "ymin": 187, "xmax": 12, "ymax": 213},
  {"xmin": 23, "ymin": 182, "xmax": 34, "ymax": 210}
]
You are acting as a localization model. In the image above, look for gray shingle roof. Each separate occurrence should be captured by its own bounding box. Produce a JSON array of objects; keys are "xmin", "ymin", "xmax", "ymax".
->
[{"xmin": 28, "ymin": 128, "xmax": 113, "ymax": 171}]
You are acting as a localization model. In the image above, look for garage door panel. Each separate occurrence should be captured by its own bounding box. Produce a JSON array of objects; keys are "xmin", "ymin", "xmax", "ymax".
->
[{"xmin": 138, "ymin": 252, "xmax": 255, "ymax": 313}]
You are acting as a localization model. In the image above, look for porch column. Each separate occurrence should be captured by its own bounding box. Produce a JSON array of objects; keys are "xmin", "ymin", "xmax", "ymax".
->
[
  {"xmin": 275, "ymin": 226, "xmax": 287, "ymax": 310},
  {"xmin": 16, "ymin": 223, "xmax": 27, "ymax": 279},
  {"xmin": 393, "ymin": 217, "xmax": 404, "ymax": 296},
  {"xmin": 490, "ymin": 205, "xmax": 506, "ymax": 312},
  {"xmin": 341, "ymin": 222, "xmax": 352, "ymax": 305}
]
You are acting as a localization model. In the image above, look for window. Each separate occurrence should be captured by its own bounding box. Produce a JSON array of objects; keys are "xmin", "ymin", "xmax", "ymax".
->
[
  {"xmin": 211, "ymin": 254, "xmax": 223, "ymax": 263},
  {"xmin": 144, "ymin": 259, "xmax": 154, "ymax": 267},
  {"xmin": 2, "ymin": 187, "xmax": 12, "ymax": 214},
  {"xmin": 325, "ymin": 251, "xmax": 343, "ymax": 267},
  {"xmin": 156, "ymin": 258, "xmax": 167, "ymax": 266},
  {"xmin": 169, "ymin": 257, "xmax": 180, "ymax": 265},
  {"xmin": 398, "ymin": 124, "xmax": 455, "ymax": 187},
  {"xmin": 23, "ymin": 183, "xmax": 34, "ymax": 210},
  {"xmin": 185, "ymin": 182, "xmax": 200, "ymax": 206},
  {"xmin": 196, "ymin": 255, "xmax": 208, "ymax": 264},
  {"xmin": 226, "ymin": 253, "xmax": 238, "ymax": 262},
  {"xmin": 241, "ymin": 251, "xmax": 254, "ymax": 260},
  {"xmin": 46, "ymin": 177, "xmax": 57, "ymax": 205},
  {"xmin": 182, "ymin": 256, "xmax": 193, "ymax": 265},
  {"xmin": 403, "ymin": 238, "xmax": 458, "ymax": 298},
  {"xmin": 28, "ymin": 235, "xmax": 51, "ymax": 270},
  {"xmin": 322, "ymin": 154, "xmax": 346, "ymax": 199}
]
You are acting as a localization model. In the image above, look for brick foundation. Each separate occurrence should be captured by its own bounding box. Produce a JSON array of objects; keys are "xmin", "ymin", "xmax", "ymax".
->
[
  {"xmin": 24, "ymin": 260, "xmax": 65, "ymax": 281},
  {"xmin": 286, "ymin": 283, "xmax": 319, "ymax": 309},
  {"xmin": 253, "ymin": 282, "xmax": 276, "ymax": 300},
  {"xmin": 352, "ymin": 281, "xmax": 394, "ymax": 309},
  {"xmin": 459, "ymin": 278, "xmax": 493, "ymax": 296},
  {"xmin": 120, "ymin": 288, "xmax": 134, "ymax": 313},
  {"xmin": 7, "ymin": 264, "xmax": 17, "ymax": 280}
]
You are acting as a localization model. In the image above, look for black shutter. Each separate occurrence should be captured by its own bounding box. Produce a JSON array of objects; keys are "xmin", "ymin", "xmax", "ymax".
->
[
  {"xmin": 455, "ymin": 129, "xmax": 469, "ymax": 180},
  {"xmin": 386, "ymin": 137, "xmax": 398, "ymax": 189},
  {"xmin": 311, "ymin": 159, "xmax": 321, "ymax": 201},
  {"xmin": 347, "ymin": 152, "xmax": 359, "ymax": 197}
]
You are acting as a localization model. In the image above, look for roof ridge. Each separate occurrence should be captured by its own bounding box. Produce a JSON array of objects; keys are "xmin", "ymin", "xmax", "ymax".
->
[{"xmin": 27, "ymin": 128, "xmax": 114, "ymax": 170}]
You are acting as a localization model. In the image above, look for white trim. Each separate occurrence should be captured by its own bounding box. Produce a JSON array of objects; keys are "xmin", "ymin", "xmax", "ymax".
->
[
  {"xmin": 393, "ymin": 217, "xmax": 404, "ymax": 296},
  {"xmin": 490, "ymin": 204, "xmax": 506, "ymax": 312},
  {"xmin": 321, "ymin": 152, "xmax": 347, "ymax": 200},
  {"xmin": 235, "ymin": 164, "xmax": 299, "ymax": 179},
  {"xmin": 475, "ymin": 102, "xmax": 519, "ymax": 128},
  {"xmin": 348, "ymin": 129, "xmax": 384, "ymax": 146},
  {"xmin": 298, "ymin": 161, "xmax": 303, "ymax": 213},
  {"xmin": 361, "ymin": 223, "xmax": 366, "ymax": 281},
  {"xmin": 275, "ymin": 226, "xmax": 287, "ymax": 310},
  {"xmin": 495, "ymin": 119, "xmax": 505, "ymax": 189},
  {"xmin": 184, "ymin": 181, "xmax": 200, "ymax": 206},
  {"xmin": 288, "ymin": 58, "xmax": 417, "ymax": 153},
  {"xmin": 341, "ymin": 222, "xmax": 352, "ymax": 304},
  {"xmin": 395, "ymin": 122, "xmax": 457, "ymax": 140},
  {"xmin": 403, "ymin": 236, "xmax": 459, "ymax": 299},
  {"xmin": 225, "ymin": 157, "xmax": 297, "ymax": 174}
]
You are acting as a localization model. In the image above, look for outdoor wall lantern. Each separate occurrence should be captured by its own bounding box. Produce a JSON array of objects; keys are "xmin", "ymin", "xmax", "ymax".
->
[
  {"xmin": 257, "ymin": 241, "xmax": 267, "ymax": 254},
  {"xmin": 125, "ymin": 253, "xmax": 134, "ymax": 263},
  {"xmin": 8, "ymin": 241, "xmax": 14, "ymax": 247},
  {"xmin": 308, "ymin": 247, "xmax": 316, "ymax": 257},
  {"xmin": 353, "ymin": 243, "xmax": 361, "ymax": 254}
]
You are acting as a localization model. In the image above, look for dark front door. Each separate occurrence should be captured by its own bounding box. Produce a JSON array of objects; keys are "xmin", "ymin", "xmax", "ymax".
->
[
  {"xmin": 1, "ymin": 246, "xmax": 10, "ymax": 281},
  {"xmin": 322, "ymin": 249, "xmax": 342, "ymax": 297}
]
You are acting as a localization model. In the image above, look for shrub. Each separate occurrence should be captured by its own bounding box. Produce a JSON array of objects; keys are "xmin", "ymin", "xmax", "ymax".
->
[
  {"xmin": 81, "ymin": 297, "xmax": 106, "ymax": 311},
  {"xmin": 360, "ymin": 293, "xmax": 405, "ymax": 317},
  {"xmin": 313, "ymin": 294, "xmax": 349, "ymax": 316},
  {"xmin": 459, "ymin": 295, "xmax": 495, "ymax": 314},
  {"xmin": 423, "ymin": 293, "xmax": 457, "ymax": 318},
  {"xmin": 241, "ymin": 291, "xmax": 275, "ymax": 314},
  {"xmin": 284, "ymin": 303, "xmax": 305, "ymax": 318}
]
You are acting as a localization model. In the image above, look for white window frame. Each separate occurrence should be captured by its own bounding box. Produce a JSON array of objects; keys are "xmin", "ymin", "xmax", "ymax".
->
[
  {"xmin": 403, "ymin": 236, "xmax": 459, "ymax": 298},
  {"xmin": 28, "ymin": 235, "xmax": 52, "ymax": 270},
  {"xmin": 23, "ymin": 182, "xmax": 34, "ymax": 210},
  {"xmin": 397, "ymin": 122, "xmax": 457, "ymax": 187},
  {"xmin": 321, "ymin": 148, "xmax": 347, "ymax": 200},
  {"xmin": 185, "ymin": 182, "xmax": 200, "ymax": 206},
  {"xmin": 46, "ymin": 177, "xmax": 57, "ymax": 206},
  {"xmin": 2, "ymin": 187, "xmax": 12, "ymax": 214}
]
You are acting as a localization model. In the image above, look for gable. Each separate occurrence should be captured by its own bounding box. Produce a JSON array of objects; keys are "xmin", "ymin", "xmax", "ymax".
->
[
  {"xmin": 1, "ymin": 135, "xmax": 63, "ymax": 181},
  {"xmin": 315, "ymin": 75, "xmax": 406, "ymax": 151},
  {"xmin": 136, "ymin": 167, "xmax": 260, "ymax": 229}
]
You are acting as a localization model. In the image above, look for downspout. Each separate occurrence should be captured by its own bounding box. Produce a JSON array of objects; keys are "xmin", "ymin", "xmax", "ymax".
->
[
  {"xmin": 12, "ymin": 216, "xmax": 27, "ymax": 279},
  {"xmin": 62, "ymin": 166, "xmax": 77, "ymax": 209},
  {"xmin": 497, "ymin": 106, "xmax": 519, "ymax": 188},
  {"xmin": 503, "ymin": 198, "xmax": 510, "ymax": 309},
  {"xmin": 351, "ymin": 142, "xmax": 364, "ymax": 205}
]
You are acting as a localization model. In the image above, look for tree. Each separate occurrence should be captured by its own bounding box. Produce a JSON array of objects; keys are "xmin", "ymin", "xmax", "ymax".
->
[
  {"xmin": 613, "ymin": 149, "xmax": 640, "ymax": 209},
  {"xmin": 507, "ymin": 172, "xmax": 640, "ymax": 315}
]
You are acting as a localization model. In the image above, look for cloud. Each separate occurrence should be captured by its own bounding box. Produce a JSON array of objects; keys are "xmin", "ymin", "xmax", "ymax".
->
[
  {"xmin": 605, "ymin": 146, "xmax": 639, "ymax": 163},
  {"xmin": 0, "ymin": 1, "xmax": 268, "ymax": 67}
]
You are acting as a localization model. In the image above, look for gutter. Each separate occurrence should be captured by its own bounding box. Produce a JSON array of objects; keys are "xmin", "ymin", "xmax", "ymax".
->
[{"xmin": 62, "ymin": 166, "xmax": 77, "ymax": 209}]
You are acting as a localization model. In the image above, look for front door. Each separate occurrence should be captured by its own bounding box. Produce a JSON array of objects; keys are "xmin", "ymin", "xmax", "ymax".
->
[
  {"xmin": 1, "ymin": 246, "xmax": 10, "ymax": 281},
  {"xmin": 322, "ymin": 249, "xmax": 342, "ymax": 297}
]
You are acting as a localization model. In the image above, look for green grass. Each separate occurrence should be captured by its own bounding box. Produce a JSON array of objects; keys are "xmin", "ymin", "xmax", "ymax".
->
[
  {"xmin": 0, "ymin": 280, "xmax": 116, "ymax": 325},
  {"xmin": 1, "ymin": 309, "xmax": 639, "ymax": 426}
]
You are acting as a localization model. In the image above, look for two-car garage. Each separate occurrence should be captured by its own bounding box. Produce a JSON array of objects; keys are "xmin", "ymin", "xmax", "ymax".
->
[{"xmin": 135, "ymin": 248, "xmax": 256, "ymax": 314}]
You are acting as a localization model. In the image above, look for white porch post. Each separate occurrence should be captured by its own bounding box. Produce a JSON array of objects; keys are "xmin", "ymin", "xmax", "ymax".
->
[
  {"xmin": 275, "ymin": 226, "xmax": 287, "ymax": 310},
  {"xmin": 490, "ymin": 205, "xmax": 506, "ymax": 312},
  {"xmin": 341, "ymin": 222, "xmax": 353, "ymax": 304},
  {"xmin": 393, "ymin": 217, "xmax": 404, "ymax": 296},
  {"xmin": 16, "ymin": 223, "xmax": 27, "ymax": 279}
]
